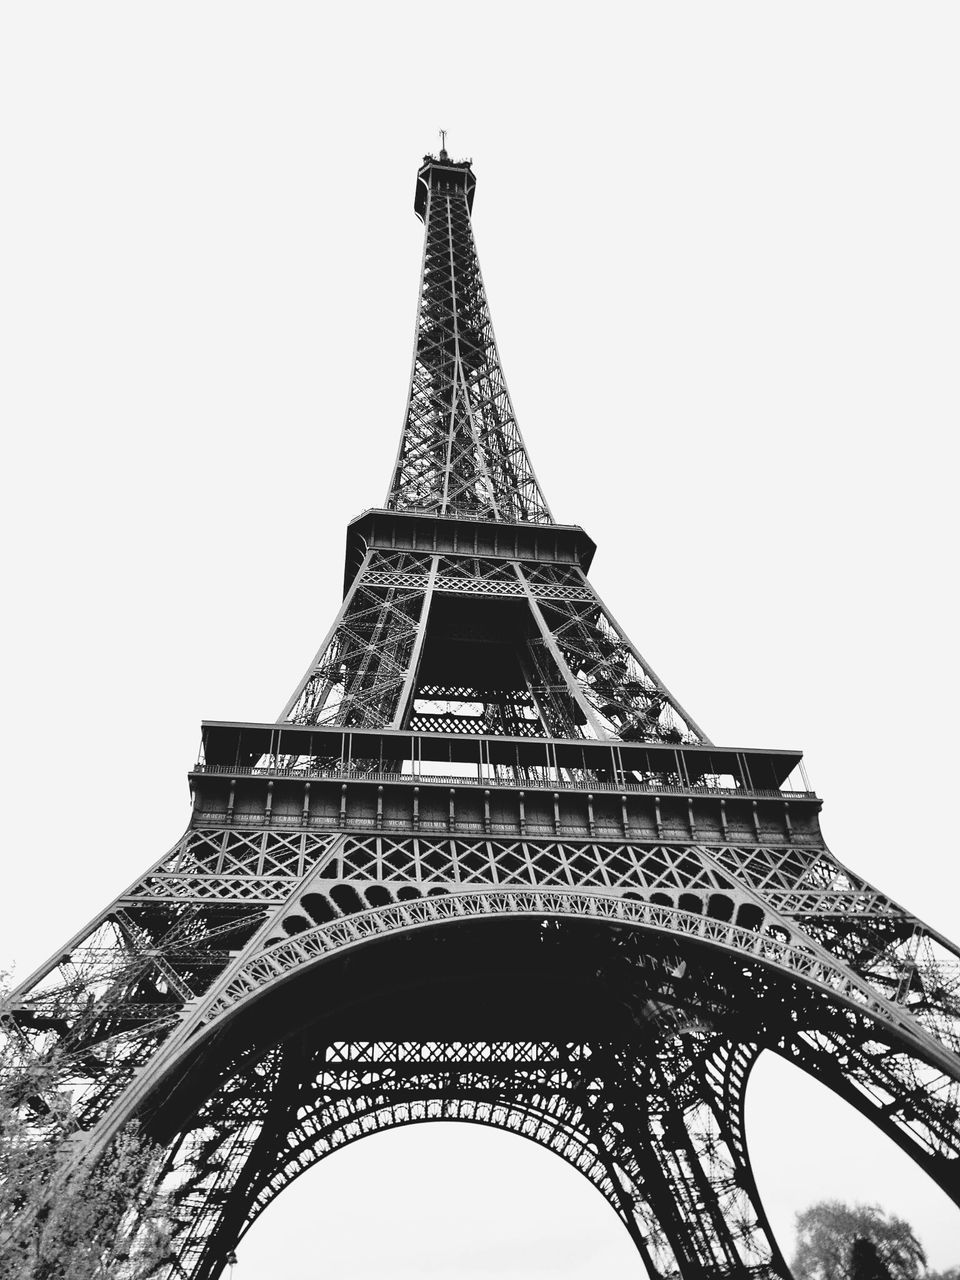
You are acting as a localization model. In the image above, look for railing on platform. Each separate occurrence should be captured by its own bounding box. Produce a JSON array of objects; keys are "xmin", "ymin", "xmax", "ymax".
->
[{"xmin": 190, "ymin": 761, "xmax": 814, "ymax": 802}]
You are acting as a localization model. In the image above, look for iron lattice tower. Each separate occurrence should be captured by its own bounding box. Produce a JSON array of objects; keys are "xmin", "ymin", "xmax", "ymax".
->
[{"xmin": 4, "ymin": 151, "xmax": 959, "ymax": 1279}]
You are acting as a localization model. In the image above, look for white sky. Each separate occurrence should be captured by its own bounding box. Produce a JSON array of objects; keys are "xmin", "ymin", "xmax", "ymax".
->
[{"xmin": 1, "ymin": 2, "xmax": 959, "ymax": 1273}]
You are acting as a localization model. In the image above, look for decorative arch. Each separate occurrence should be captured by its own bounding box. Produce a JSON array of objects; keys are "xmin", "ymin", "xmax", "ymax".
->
[
  {"xmin": 103, "ymin": 900, "xmax": 958, "ymax": 1280},
  {"xmin": 163, "ymin": 1034, "xmax": 782, "ymax": 1280}
]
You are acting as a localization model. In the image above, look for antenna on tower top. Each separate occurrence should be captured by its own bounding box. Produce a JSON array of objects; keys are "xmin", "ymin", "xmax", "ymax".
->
[{"xmin": 439, "ymin": 129, "xmax": 448, "ymax": 158}]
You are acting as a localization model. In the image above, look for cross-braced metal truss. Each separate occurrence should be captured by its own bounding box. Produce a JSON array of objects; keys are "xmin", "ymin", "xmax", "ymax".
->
[
  {"xmin": 154, "ymin": 1036, "xmax": 786, "ymax": 1280},
  {"xmin": 386, "ymin": 155, "xmax": 552, "ymax": 523},
  {"xmin": 5, "ymin": 818, "xmax": 959, "ymax": 1276},
  {"xmin": 280, "ymin": 548, "xmax": 704, "ymax": 744},
  {"xmin": 2, "ymin": 150, "xmax": 959, "ymax": 1280}
]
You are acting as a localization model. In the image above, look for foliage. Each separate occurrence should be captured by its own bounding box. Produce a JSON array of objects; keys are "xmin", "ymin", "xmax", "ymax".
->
[
  {"xmin": 793, "ymin": 1201, "xmax": 926, "ymax": 1280},
  {"xmin": 0, "ymin": 972, "xmax": 177, "ymax": 1279},
  {"xmin": 850, "ymin": 1237, "xmax": 894, "ymax": 1280}
]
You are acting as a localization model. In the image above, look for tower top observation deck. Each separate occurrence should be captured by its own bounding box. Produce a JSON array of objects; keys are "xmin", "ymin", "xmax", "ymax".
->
[{"xmin": 415, "ymin": 151, "xmax": 476, "ymax": 221}]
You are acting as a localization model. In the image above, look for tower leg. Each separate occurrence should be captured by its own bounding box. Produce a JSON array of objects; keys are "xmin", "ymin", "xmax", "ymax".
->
[
  {"xmin": 581, "ymin": 1039, "xmax": 789, "ymax": 1280},
  {"xmin": 135, "ymin": 1036, "xmax": 790, "ymax": 1280},
  {"xmin": 781, "ymin": 1020, "xmax": 960, "ymax": 1201}
]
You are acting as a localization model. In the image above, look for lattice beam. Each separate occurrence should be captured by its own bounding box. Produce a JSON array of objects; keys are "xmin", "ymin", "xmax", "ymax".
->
[
  {"xmin": 3, "ymin": 149, "xmax": 959, "ymax": 1280},
  {"xmin": 386, "ymin": 156, "xmax": 552, "ymax": 523}
]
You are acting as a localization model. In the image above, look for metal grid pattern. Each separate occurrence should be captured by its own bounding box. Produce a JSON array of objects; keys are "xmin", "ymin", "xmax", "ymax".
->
[
  {"xmin": 282, "ymin": 550, "xmax": 429, "ymax": 728},
  {"xmin": 2, "ymin": 150, "xmax": 959, "ymax": 1280},
  {"xmin": 7, "ymin": 824, "xmax": 957, "ymax": 1169},
  {"xmin": 385, "ymin": 159, "xmax": 552, "ymax": 523},
  {"xmin": 282, "ymin": 550, "xmax": 705, "ymax": 744},
  {"xmin": 161, "ymin": 1037, "xmax": 785, "ymax": 1280}
]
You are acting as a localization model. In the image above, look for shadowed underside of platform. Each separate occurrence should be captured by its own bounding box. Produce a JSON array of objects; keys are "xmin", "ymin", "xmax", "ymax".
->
[{"xmin": 3, "ymin": 152, "xmax": 958, "ymax": 1280}]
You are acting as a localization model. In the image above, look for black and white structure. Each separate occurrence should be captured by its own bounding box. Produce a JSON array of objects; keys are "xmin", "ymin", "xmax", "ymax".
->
[{"xmin": 4, "ymin": 150, "xmax": 959, "ymax": 1279}]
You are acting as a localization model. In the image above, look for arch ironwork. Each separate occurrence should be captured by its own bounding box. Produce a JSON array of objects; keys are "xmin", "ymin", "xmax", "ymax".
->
[{"xmin": 2, "ymin": 149, "xmax": 958, "ymax": 1279}]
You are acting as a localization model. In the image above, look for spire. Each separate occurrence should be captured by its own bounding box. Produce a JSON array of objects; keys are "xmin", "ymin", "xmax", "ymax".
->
[{"xmin": 386, "ymin": 153, "xmax": 553, "ymax": 524}]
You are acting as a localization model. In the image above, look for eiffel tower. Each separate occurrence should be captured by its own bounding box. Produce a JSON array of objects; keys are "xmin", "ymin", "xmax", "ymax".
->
[{"xmin": 4, "ymin": 148, "xmax": 959, "ymax": 1279}]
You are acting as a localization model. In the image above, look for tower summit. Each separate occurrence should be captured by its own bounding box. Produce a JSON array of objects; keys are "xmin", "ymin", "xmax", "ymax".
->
[
  {"xmin": 3, "ymin": 152, "xmax": 959, "ymax": 1280},
  {"xmin": 391, "ymin": 151, "xmax": 549, "ymax": 523}
]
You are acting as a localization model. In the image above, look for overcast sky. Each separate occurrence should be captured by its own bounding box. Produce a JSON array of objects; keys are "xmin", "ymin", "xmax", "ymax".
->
[{"xmin": 2, "ymin": 2, "xmax": 959, "ymax": 1274}]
